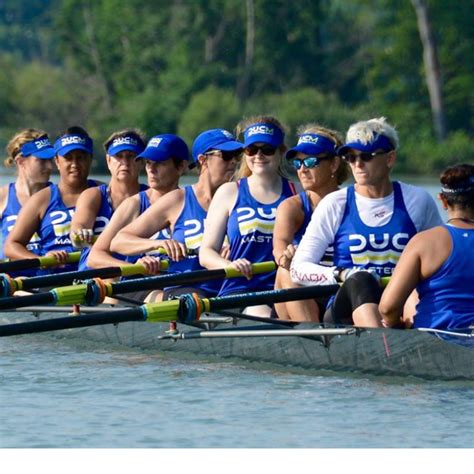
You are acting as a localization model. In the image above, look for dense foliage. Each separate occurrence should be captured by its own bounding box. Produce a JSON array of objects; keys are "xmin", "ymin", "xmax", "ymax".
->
[{"xmin": 0, "ymin": 0, "xmax": 472, "ymax": 174}]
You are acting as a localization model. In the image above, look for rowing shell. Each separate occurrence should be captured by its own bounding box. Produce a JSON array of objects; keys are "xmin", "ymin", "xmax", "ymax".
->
[{"xmin": 3, "ymin": 309, "xmax": 472, "ymax": 381}]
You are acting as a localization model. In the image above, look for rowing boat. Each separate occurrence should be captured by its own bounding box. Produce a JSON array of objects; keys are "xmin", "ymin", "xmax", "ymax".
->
[{"xmin": 2, "ymin": 307, "xmax": 472, "ymax": 381}]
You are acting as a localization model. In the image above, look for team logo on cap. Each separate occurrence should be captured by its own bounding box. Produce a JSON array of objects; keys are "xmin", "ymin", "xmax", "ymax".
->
[
  {"xmin": 298, "ymin": 135, "xmax": 319, "ymax": 145},
  {"xmin": 61, "ymin": 136, "xmax": 87, "ymax": 147},
  {"xmin": 149, "ymin": 137, "xmax": 163, "ymax": 148},
  {"xmin": 112, "ymin": 136, "xmax": 138, "ymax": 147},
  {"xmin": 221, "ymin": 130, "xmax": 234, "ymax": 139},
  {"xmin": 34, "ymin": 138, "xmax": 50, "ymax": 149},
  {"xmin": 247, "ymin": 125, "xmax": 274, "ymax": 136}
]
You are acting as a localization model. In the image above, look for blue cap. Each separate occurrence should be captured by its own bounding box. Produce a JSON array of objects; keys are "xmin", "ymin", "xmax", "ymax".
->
[
  {"xmin": 54, "ymin": 134, "xmax": 93, "ymax": 156},
  {"xmin": 137, "ymin": 134, "xmax": 189, "ymax": 162},
  {"xmin": 337, "ymin": 134, "xmax": 394, "ymax": 156},
  {"xmin": 192, "ymin": 129, "xmax": 243, "ymax": 162},
  {"xmin": 243, "ymin": 123, "xmax": 284, "ymax": 147},
  {"xmin": 286, "ymin": 133, "xmax": 337, "ymax": 160},
  {"xmin": 107, "ymin": 135, "xmax": 145, "ymax": 157},
  {"xmin": 20, "ymin": 136, "xmax": 55, "ymax": 160}
]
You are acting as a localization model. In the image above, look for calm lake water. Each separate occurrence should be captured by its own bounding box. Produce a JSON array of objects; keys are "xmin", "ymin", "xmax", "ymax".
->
[{"xmin": 1, "ymin": 172, "xmax": 470, "ymax": 449}]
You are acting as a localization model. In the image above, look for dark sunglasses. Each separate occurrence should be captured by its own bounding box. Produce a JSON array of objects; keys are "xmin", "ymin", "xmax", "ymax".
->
[
  {"xmin": 244, "ymin": 144, "xmax": 277, "ymax": 156},
  {"xmin": 205, "ymin": 150, "xmax": 242, "ymax": 161},
  {"xmin": 342, "ymin": 150, "xmax": 390, "ymax": 164},
  {"xmin": 292, "ymin": 156, "xmax": 333, "ymax": 170}
]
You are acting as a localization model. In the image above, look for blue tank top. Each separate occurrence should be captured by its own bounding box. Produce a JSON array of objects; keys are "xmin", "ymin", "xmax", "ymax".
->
[
  {"xmin": 293, "ymin": 191, "xmax": 313, "ymax": 244},
  {"xmin": 219, "ymin": 177, "xmax": 296, "ymax": 296},
  {"xmin": 332, "ymin": 182, "xmax": 417, "ymax": 277},
  {"xmin": 169, "ymin": 186, "xmax": 220, "ymax": 296},
  {"xmin": 78, "ymin": 184, "xmax": 148, "ymax": 270},
  {"xmin": 415, "ymin": 225, "xmax": 474, "ymax": 330},
  {"xmin": 38, "ymin": 179, "xmax": 98, "ymax": 273}
]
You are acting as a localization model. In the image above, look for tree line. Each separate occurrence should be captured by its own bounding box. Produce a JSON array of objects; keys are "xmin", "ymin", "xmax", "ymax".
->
[{"xmin": 0, "ymin": 0, "xmax": 472, "ymax": 174}]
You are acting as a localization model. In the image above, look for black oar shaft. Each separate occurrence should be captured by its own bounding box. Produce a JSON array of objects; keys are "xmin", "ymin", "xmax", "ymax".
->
[{"xmin": 0, "ymin": 292, "xmax": 57, "ymax": 311}]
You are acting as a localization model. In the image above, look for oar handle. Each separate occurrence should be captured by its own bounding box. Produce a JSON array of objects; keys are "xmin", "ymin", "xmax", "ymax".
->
[
  {"xmin": 224, "ymin": 261, "xmax": 276, "ymax": 278},
  {"xmin": 0, "ymin": 252, "xmax": 80, "ymax": 273}
]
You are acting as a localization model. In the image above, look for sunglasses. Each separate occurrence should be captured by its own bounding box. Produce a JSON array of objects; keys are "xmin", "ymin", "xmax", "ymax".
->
[
  {"xmin": 244, "ymin": 144, "xmax": 277, "ymax": 156},
  {"xmin": 205, "ymin": 150, "xmax": 242, "ymax": 161},
  {"xmin": 292, "ymin": 156, "xmax": 333, "ymax": 170},
  {"xmin": 342, "ymin": 150, "xmax": 390, "ymax": 164}
]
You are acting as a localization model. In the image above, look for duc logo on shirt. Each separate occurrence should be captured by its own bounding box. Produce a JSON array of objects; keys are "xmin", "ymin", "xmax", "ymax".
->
[
  {"xmin": 50, "ymin": 209, "xmax": 74, "ymax": 244},
  {"xmin": 237, "ymin": 206, "xmax": 276, "ymax": 242},
  {"xmin": 5, "ymin": 215, "xmax": 41, "ymax": 250},
  {"xmin": 348, "ymin": 232, "xmax": 410, "ymax": 267},
  {"xmin": 183, "ymin": 219, "xmax": 203, "ymax": 250}
]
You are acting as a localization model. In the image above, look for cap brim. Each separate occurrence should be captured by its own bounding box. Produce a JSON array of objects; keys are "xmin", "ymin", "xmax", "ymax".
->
[
  {"xmin": 58, "ymin": 144, "xmax": 92, "ymax": 156},
  {"xmin": 108, "ymin": 144, "xmax": 143, "ymax": 157},
  {"xmin": 212, "ymin": 141, "xmax": 244, "ymax": 152},
  {"xmin": 285, "ymin": 143, "xmax": 332, "ymax": 160},
  {"xmin": 338, "ymin": 142, "xmax": 377, "ymax": 155},
  {"xmin": 35, "ymin": 148, "xmax": 56, "ymax": 159}
]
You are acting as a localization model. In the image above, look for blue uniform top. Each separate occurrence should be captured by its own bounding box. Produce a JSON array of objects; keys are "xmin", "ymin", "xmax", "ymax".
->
[
  {"xmin": 78, "ymin": 184, "xmax": 148, "ymax": 270},
  {"xmin": 219, "ymin": 177, "xmax": 296, "ymax": 296},
  {"xmin": 38, "ymin": 179, "xmax": 98, "ymax": 274},
  {"xmin": 292, "ymin": 191, "xmax": 312, "ymax": 245},
  {"xmin": 332, "ymin": 181, "xmax": 417, "ymax": 277},
  {"xmin": 415, "ymin": 225, "xmax": 474, "ymax": 330},
  {"xmin": 168, "ymin": 185, "xmax": 221, "ymax": 296}
]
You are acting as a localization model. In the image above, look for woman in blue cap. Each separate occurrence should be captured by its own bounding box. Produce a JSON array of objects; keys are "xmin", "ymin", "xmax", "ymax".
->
[
  {"xmin": 111, "ymin": 129, "xmax": 242, "ymax": 300},
  {"xmin": 70, "ymin": 129, "xmax": 147, "ymax": 270},
  {"xmin": 380, "ymin": 163, "xmax": 474, "ymax": 330},
  {"xmin": 5, "ymin": 126, "xmax": 98, "ymax": 273},
  {"xmin": 1, "ymin": 129, "xmax": 55, "ymax": 265},
  {"xmin": 273, "ymin": 124, "xmax": 348, "ymax": 321},
  {"xmin": 87, "ymin": 134, "xmax": 188, "ymax": 271},
  {"xmin": 199, "ymin": 115, "xmax": 296, "ymax": 317},
  {"xmin": 291, "ymin": 117, "xmax": 442, "ymax": 327}
]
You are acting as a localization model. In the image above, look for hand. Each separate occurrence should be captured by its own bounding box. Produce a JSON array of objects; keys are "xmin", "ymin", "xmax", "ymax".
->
[
  {"xmin": 72, "ymin": 228, "xmax": 94, "ymax": 248},
  {"xmin": 153, "ymin": 239, "xmax": 187, "ymax": 262},
  {"xmin": 44, "ymin": 250, "xmax": 69, "ymax": 266},
  {"xmin": 220, "ymin": 244, "xmax": 231, "ymax": 260},
  {"xmin": 342, "ymin": 267, "xmax": 381, "ymax": 284},
  {"xmin": 137, "ymin": 255, "xmax": 162, "ymax": 275},
  {"xmin": 229, "ymin": 258, "xmax": 253, "ymax": 280},
  {"xmin": 276, "ymin": 244, "xmax": 297, "ymax": 270}
]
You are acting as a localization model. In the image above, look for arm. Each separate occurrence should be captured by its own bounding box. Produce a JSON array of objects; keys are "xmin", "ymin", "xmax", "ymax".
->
[
  {"xmin": 199, "ymin": 183, "xmax": 241, "ymax": 270},
  {"xmin": 0, "ymin": 185, "xmax": 8, "ymax": 218},
  {"xmin": 379, "ymin": 235, "xmax": 423, "ymax": 327},
  {"xmin": 87, "ymin": 195, "xmax": 141, "ymax": 268},
  {"xmin": 4, "ymin": 189, "xmax": 48, "ymax": 260},
  {"xmin": 70, "ymin": 187, "xmax": 101, "ymax": 248},
  {"xmin": 110, "ymin": 189, "xmax": 186, "ymax": 259},
  {"xmin": 273, "ymin": 195, "xmax": 304, "ymax": 270}
]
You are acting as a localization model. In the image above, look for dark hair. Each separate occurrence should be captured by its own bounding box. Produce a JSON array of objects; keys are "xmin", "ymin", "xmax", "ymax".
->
[
  {"xmin": 440, "ymin": 163, "xmax": 474, "ymax": 210},
  {"xmin": 103, "ymin": 128, "xmax": 146, "ymax": 153},
  {"xmin": 58, "ymin": 126, "xmax": 91, "ymax": 140}
]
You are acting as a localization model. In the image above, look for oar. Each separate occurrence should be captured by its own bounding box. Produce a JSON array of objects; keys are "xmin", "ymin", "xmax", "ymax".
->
[
  {"xmin": 0, "ymin": 284, "xmax": 340, "ymax": 337},
  {"xmin": 0, "ymin": 262, "xmax": 276, "ymax": 311},
  {"xmin": 0, "ymin": 252, "xmax": 80, "ymax": 274}
]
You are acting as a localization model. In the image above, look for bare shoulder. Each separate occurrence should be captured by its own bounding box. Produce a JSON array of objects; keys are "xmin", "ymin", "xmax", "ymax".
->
[
  {"xmin": 277, "ymin": 194, "xmax": 303, "ymax": 213},
  {"xmin": 80, "ymin": 186, "xmax": 101, "ymax": 201},
  {"xmin": 214, "ymin": 182, "xmax": 238, "ymax": 200}
]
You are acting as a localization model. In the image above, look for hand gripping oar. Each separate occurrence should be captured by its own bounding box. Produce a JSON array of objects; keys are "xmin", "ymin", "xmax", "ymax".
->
[
  {"xmin": 0, "ymin": 284, "xmax": 340, "ymax": 337},
  {"xmin": 0, "ymin": 262, "xmax": 276, "ymax": 311},
  {"xmin": 0, "ymin": 252, "xmax": 81, "ymax": 274}
]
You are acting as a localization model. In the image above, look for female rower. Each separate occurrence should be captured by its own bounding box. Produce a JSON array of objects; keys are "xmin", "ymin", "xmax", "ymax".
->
[
  {"xmin": 87, "ymin": 134, "xmax": 188, "ymax": 270},
  {"xmin": 380, "ymin": 164, "xmax": 474, "ymax": 330},
  {"xmin": 199, "ymin": 116, "xmax": 296, "ymax": 317},
  {"xmin": 110, "ymin": 129, "xmax": 243, "ymax": 300},
  {"xmin": 70, "ymin": 129, "xmax": 147, "ymax": 270},
  {"xmin": 4, "ymin": 126, "xmax": 97, "ymax": 273},
  {"xmin": 290, "ymin": 117, "xmax": 442, "ymax": 327},
  {"xmin": 1, "ymin": 129, "xmax": 55, "ymax": 263},
  {"xmin": 273, "ymin": 125, "xmax": 349, "ymax": 321}
]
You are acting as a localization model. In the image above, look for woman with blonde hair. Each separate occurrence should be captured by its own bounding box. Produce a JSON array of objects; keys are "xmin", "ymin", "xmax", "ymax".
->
[
  {"xmin": 273, "ymin": 124, "xmax": 349, "ymax": 321},
  {"xmin": 199, "ymin": 116, "xmax": 296, "ymax": 317},
  {"xmin": 0, "ymin": 128, "xmax": 55, "ymax": 263}
]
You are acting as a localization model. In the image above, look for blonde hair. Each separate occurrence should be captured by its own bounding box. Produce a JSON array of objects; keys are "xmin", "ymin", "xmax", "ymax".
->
[
  {"xmin": 4, "ymin": 128, "xmax": 49, "ymax": 168},
  {"xmin": 345, "ymin": 117, "xmax": 399, "ymax": 150},
  {"xmin": 296, "ymin": 123, "xmax": 350, "ymax": 185},
  {"xmin": 235, "ymin": 115, "xmax": 288, "ymax": 179}
]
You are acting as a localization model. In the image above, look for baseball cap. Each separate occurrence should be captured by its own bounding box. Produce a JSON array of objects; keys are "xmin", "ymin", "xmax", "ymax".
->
[
  {"xmin": 337, "ymin": 133, "xmax": 394, "ymax": 156},
  {"xmin": 107, "ymin": 135, "xmax": 145, "ymax": 157},
  {"xmin": 286, "ymin": 133, "xmax": 337, "ymax": 160},
  {"xmin": 243, "ymin": 122, "xmax": 284, "ymax": 147},
  {"xmin": 191, "ymin": 129, "xmax": 243, "ymax": 164},
  {"xmin": 20, "ymin": 136, "xmax": 55, "ymax": 160},
  {"xmin": 137, "ymin": 134, "xmax": 189, "ymax": 162},
  {"xmin": 54, "ymin": 134, "xmax": 93, "ymax": 156}
]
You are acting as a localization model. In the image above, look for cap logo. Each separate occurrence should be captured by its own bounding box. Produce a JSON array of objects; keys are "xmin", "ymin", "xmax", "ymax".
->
[
  {"xmin": 221, "ymin": 130, "xmax": 233, "ymax": 139},
  {"xmin": 298, "ymin": 135, "xmax": 319, "ymax": 145},
  {"xmin": 34, "ymin": 138, "xmax": 50, "ymax": 149},
  {"xmin": 61, "ymin": 136, "xmax": 86, "ymax": 147},
  {"xmin": 112, "ymin": 136, "xmax": 138, "ymax": 147},
  {"xmin": 149, "ymin": 137, "xmax": 163, "ymax": 148},
  {"xmin": 247, "ymin": 125, "xmax": 274, "ymax": 137}
]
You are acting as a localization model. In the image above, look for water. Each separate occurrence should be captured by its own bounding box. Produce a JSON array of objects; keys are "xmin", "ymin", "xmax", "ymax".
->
[{"xmin": 1, "ymin": 173, "xmax": 469, "ymax": 448}]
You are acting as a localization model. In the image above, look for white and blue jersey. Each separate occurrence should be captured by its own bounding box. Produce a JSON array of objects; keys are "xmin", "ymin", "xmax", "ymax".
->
[
  {"xmin": 415, "ymin": 225, "xmax": 474, "ymax": 330},
  {"xmin": 219, "ymin": 177, "xmax": 296, "ymax": 296},
  {"xmin": 332, "ymin": 182, "xmax": 417, "ymax": 277}
]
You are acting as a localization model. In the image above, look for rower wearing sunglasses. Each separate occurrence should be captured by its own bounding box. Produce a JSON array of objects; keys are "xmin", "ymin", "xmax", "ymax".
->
[
  {"xmin": 290, "ymin": 117, "xmax": 442, "ymax": 327},
  {"xmin": 111, "ymin": 129, "xmax": 242, "ymax": 301},
  {"xmin": 273, "ymin": 125, "xmax": 349, "ymax": 321},
  {"xmin": 200, "ymin": 116, "xmax": 296, "ymax": 317}
]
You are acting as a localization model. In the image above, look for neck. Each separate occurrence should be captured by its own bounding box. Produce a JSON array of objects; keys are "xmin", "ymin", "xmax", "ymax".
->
[
  {"xmin": 110, "ymin": 178, "xmax": 140, "ymax": 195},
  {"xmin": 59, "ymin": 179, "xmax": 89, "ymax": 195},
  {"xmin": 447, "ymin": 214, "xmax": 474, "ymax": 225},
  {"xmin": 308, "ymin": 181, "xmax": 339, "ymax": 204},
  {"xmin": 148, "ymin": 185, "xmax": 179, "ymax": 204},
  {"xmin": 355, "ymin": 180, "xmax": 393, "ymax": 198}
]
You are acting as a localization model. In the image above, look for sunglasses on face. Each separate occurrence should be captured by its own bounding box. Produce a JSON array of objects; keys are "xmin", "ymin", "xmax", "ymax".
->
[
  {"xmin": 342, "ymin": 150, "xmax": 390, "ymax": 164},
  {"xmin": 291, "ymin": 155, "xmax": 332, "ymax": 170},
  {"xmin": 244, "ymin": 144, "xmax": 277, "ymax": 156},
  {"xmin": 205, "ymin": 150, "xmax": 242, "ymax": 161}
]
